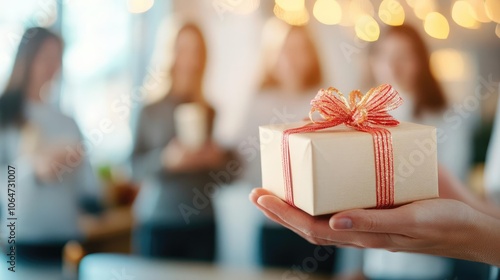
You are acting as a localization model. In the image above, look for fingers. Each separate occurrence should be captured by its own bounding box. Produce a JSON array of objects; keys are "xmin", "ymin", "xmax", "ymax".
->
[
  {"xmin": 329, "ymin": 205, "xmax": 418, "ymax": 235},
  {"xmin": 249, "ymin": 188, "xmax": 418, "ymax": 250},
  {"xmin": 249, "ymin": 189, "xmax": 406, "ymax": 248},
  {"xmin": 250, "ymin": 189, "xmax": 339, "ymax": 245},
  {"xmin": 256, "ymin": 194, "xmax": 332, "ymax": 238},
  {"xmin": 252, "ymin": 188, "xmax": 409, "ymax": 236}
]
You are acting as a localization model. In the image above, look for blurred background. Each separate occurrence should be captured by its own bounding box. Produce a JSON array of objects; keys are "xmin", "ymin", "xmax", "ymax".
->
[{"xmin": 0, "ymin": 0, "xmax": 499, "ymax": 279}]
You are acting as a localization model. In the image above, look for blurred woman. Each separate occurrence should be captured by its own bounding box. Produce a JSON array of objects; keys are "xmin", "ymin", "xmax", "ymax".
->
[
  {"xmin": 237, "ymin": 19, "xmax": 336, "ymax": 273},
  {"xmin": 131, "ymin": 23, "xmax": 234, "ymax": 261},
  {"xmin": 369, "ymin": 24, "xmax": 473, "ymax": 181},
  {"xmin": 360, "ymin": 24, "xmax": 482, "ymax": 280},
  {"xmin": 0, "ymin": 27, "xmax": 102, "ymax": 263}
]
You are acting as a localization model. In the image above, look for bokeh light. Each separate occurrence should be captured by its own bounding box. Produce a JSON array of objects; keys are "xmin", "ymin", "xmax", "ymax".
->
[
  {"xmin": 127, "ymin": 0, "xmax": 154, "ymax": 14},
  {"xmin": 406, "ymin": 0, "xmax": 416, "ymax": 8},
  {"xmin": 231, "ymin": 0, "xmax": 261, "ymax": 15},
  {"xmin": 452, "ymin": 1, "xmax": 480, "ymax": 29},
  {"xmin": 414, "ymin": 0, "xmax": 436, "ymax": 20},
  {"xmin": 485, "ymin": 0, "xmax": 500, "ymax": 23},
  {"xmin": 424, "ymin": 12, "xmax": 450, "ymax": 39},
  {"xmin": 274, "ymin": 4, "xmax": 310, "ymax": 26},
  {"xmin": 379, "ymin": 0, "xmax": 405, "ymax": 26},
  {"xmin": 275, "ymin": 0, "xmax": 305, "ymax": 12},
  {"xmin": 338, "ymin": 0, "xmax": 374, "ymax": 26},
  {"xmin": 467, "ymin": 0, "xmax": 491, "ymax": 23},
  {"xmin": 430, "ymin": 49, "xmax": 468, "ymax": 81},
  {"xmin": 313, "ymin": 0, "xmax": 342, "ymax": 25},
  {"xmin": 355, "ymin": 14, "xmax": 380, "ymax": 42}
]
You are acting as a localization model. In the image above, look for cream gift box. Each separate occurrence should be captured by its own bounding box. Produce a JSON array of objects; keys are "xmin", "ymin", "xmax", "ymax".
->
[{"xmin": 259, "ymin": 121, "xmax": 439, "ymax": 216}]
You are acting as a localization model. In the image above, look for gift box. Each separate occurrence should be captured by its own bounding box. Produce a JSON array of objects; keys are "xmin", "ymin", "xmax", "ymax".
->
[{"xmin": 259, "ymin": 85, "xmax": 439, "ymax": 216}]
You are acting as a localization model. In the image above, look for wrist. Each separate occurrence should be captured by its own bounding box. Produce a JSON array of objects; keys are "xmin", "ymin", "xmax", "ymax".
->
[{"xmin": 466, "ymin": 211, "xmax": 500, "ymax": 267}]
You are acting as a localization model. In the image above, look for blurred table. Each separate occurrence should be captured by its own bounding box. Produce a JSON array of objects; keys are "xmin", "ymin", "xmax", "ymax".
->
[
  {"xmin": 80, "ymin": 253, "xmax": 332, "ymax": 280},
  {"xmin": 79, "ymin": 206, "xmax": 134, "ymax": 253}
]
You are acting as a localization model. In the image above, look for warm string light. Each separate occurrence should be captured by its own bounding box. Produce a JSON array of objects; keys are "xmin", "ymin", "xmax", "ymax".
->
[
  {"xmin": 313, "ymin": 0, "xmax": 342, "ymax": 25},
  {"xmin": 467, "ymin": 0, "xmax": 491, "ymax": 23},
  {"xmin": 276, "ymin": 0, "xmax": 305, "ymax": 12},
  {"xmin": 336, "ymin": 0, "xmax": 374, "ymax": 26},
  {"xmin": 405, "ymin": 0, "xmax": 416, "ymax": 8},
  {"xmin": 430, "ymin": 49, "xmax": 467, "ymax": 81},
  {"xmin": 231, "ymin": 0, "xmax": 261, "ymax": 15},
  {"xmin": 127, "ymin": 0, "xmax": 154, "ymax": 14},
  {"xmin": 355, "ymin": 14, "xmax": 380, "ymax": 41},
  {"xmin": 272, "ymin": 0, "xmax": 499, "ymax": 40},
  {"xmin": 452, "ymin": 1, "xmax": 480, "ymax": 29},
  {"xmin": 424, "ymin": 12, "xmax": 450, "ymax": 39},
  {"xmin": 274, "ymin": 3, "xmax": 309, "ymax": 26},
  {"xmin": 485, "ymin": 0, "xmax": 500, "ymax": 23},
  {"xmin": 378, "ymin": 0, "xmax": 405, "ymax": 26},
  {"xmin": 413, "ymin": 0, "xmax": 436, "ymax": 20}
]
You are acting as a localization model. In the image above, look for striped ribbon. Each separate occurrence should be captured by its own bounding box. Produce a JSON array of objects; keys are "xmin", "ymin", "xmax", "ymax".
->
[{"xmin": 282, "ymin": 84, "xmax": 403, "ymax": 209}]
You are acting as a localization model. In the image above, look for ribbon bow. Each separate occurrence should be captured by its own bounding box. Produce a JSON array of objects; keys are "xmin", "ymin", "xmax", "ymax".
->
[
  {"xmin": 282, "ymin": 84, "xmax": 403, "ymax": 209},
  {"xmin": 309, "ymin": 84, "xmax": 403, "ymax": 128}
]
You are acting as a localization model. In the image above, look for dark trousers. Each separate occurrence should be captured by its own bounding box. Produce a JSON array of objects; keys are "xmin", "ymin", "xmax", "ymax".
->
[
  {"xmin": 368, "ymin": 259, "xmax": 492, "ymax": 280},
  {"xmin": 6, "ymin": 243, "xmax": 66, "ymax": 265},
  {"xmin": 451, "ymin": 259, "xmax": 492, "ymax": 280},
  {"xmin": 134, "ymin": 222, "xmax": 216, "ymax": 262},
  {"xmin": 259, "ymin": 225, "xmax": 336, "ymax": 275}
]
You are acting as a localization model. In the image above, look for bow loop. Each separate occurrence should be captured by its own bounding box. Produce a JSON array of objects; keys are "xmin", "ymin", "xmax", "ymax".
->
[{"xmin": 309, "ymin": 84, "xmax": 403, "ymax": 128}]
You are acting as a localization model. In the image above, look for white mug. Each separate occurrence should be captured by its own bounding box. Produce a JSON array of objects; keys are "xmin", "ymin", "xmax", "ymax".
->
[{"xmin": 174, "ymin": 102, "xmax": 208, "ymax": 150}]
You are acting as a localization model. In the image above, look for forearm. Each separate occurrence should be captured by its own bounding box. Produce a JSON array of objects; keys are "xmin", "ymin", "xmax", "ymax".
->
[
  {"xmin": 439, "ymin": 165, "xmax": 500, "ymax": 219},
  {"xmin": 470, "ymin": 212, "xmax": 500, "ymax": 267}
]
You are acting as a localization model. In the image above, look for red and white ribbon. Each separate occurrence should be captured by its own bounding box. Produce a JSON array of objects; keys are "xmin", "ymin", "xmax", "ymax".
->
[{"xmin": 282, "ymin": 84, "xmax": 403, "ymax": 209}]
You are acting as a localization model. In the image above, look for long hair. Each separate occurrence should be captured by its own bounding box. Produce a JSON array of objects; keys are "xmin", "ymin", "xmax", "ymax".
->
[
  {"xmin": 170, "ymin": 23, "xmax": 207, "ymax": 104},
  {"xmin": 0, "ymin": 27, "xmax": 62, "ymax": 127},
  {"xmin": 145, "ymin": 20, "xmax": 208, "ymax": 106},
  {"xmin": 259, "ymin": 20, "xmax": 322, "ymax": 91},
  {"xmin": 371, "ymin": 25, "xmax": 447, "ymax": 117}
]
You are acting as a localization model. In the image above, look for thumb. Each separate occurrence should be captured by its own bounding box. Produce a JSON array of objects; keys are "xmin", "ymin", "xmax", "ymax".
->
[{"xmin": 329, "ymin": 206, "xmax": 414, "ymax": 234}]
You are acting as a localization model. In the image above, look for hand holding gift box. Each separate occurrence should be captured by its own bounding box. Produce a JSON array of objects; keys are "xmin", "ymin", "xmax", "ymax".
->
[{"xmin": 259, "ymin": 84, "xmax": 438, "ymax": 216}]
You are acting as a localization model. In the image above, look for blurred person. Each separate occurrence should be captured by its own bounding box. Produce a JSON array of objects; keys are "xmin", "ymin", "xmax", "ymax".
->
[
  {"xmin": 369, "ymin": 24, "xmax": 473, "ymax": 181},
  {"xmin": 485, "ymin": 94, "xmax": 500, "ymax": 280},
  {"xmin": 352, "ymin": 24, "xmax": 486, "ymax": 280},
  {"xmin": 0, "ymin": 27, "xmax": 102, "ymax": 263},
  {"xmin": 131, "ymin": 22, "xmax": 235, "ymax": 261},
  {"xmin": 236, "ymin": 19, "xmax": 337, "ymax": 274}
]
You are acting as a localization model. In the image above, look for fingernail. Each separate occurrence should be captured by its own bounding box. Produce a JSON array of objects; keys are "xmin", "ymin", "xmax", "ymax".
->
[
  {"xmin": 257, "ymin": 197, "xmax": 276, "ymax": 213},
  {"xmin": 257, "ymin": 197, "xmax": 267, "ymax": 207},
  {"xmin": 331, "ymin": 217, "xmax": 353, "ymax": 230}
]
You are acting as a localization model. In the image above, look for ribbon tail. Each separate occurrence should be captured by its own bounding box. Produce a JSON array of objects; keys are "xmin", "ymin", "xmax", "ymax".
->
[{"xmin": 362, "ymin": 127, "xmax": 395, "ymax": 208}]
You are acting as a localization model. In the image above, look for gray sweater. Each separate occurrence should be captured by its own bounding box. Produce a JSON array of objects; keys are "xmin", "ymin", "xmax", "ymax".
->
[
  {"xmin": 0, "ymin": 101, "xmax": 101, "ymax": 243},
  {"xmin": 131, "ymin": 96, "xmax": 222, "ymax": 226}
]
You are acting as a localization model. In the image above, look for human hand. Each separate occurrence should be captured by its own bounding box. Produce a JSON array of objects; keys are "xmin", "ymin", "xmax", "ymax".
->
[
  {"xmin": 437, "ymin": 164, "xmax": 500, "ymax": 219},
  {"xmin": 250, "ymin": 188, "xmax": 500, "ymax": 266},
  {"xmin": 162, "ymin": 139, "xmax": 225, "ymax": 172},
  {"xmin": 33, "ymin": 145, "xmax": 81, "ymax": 183}
]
